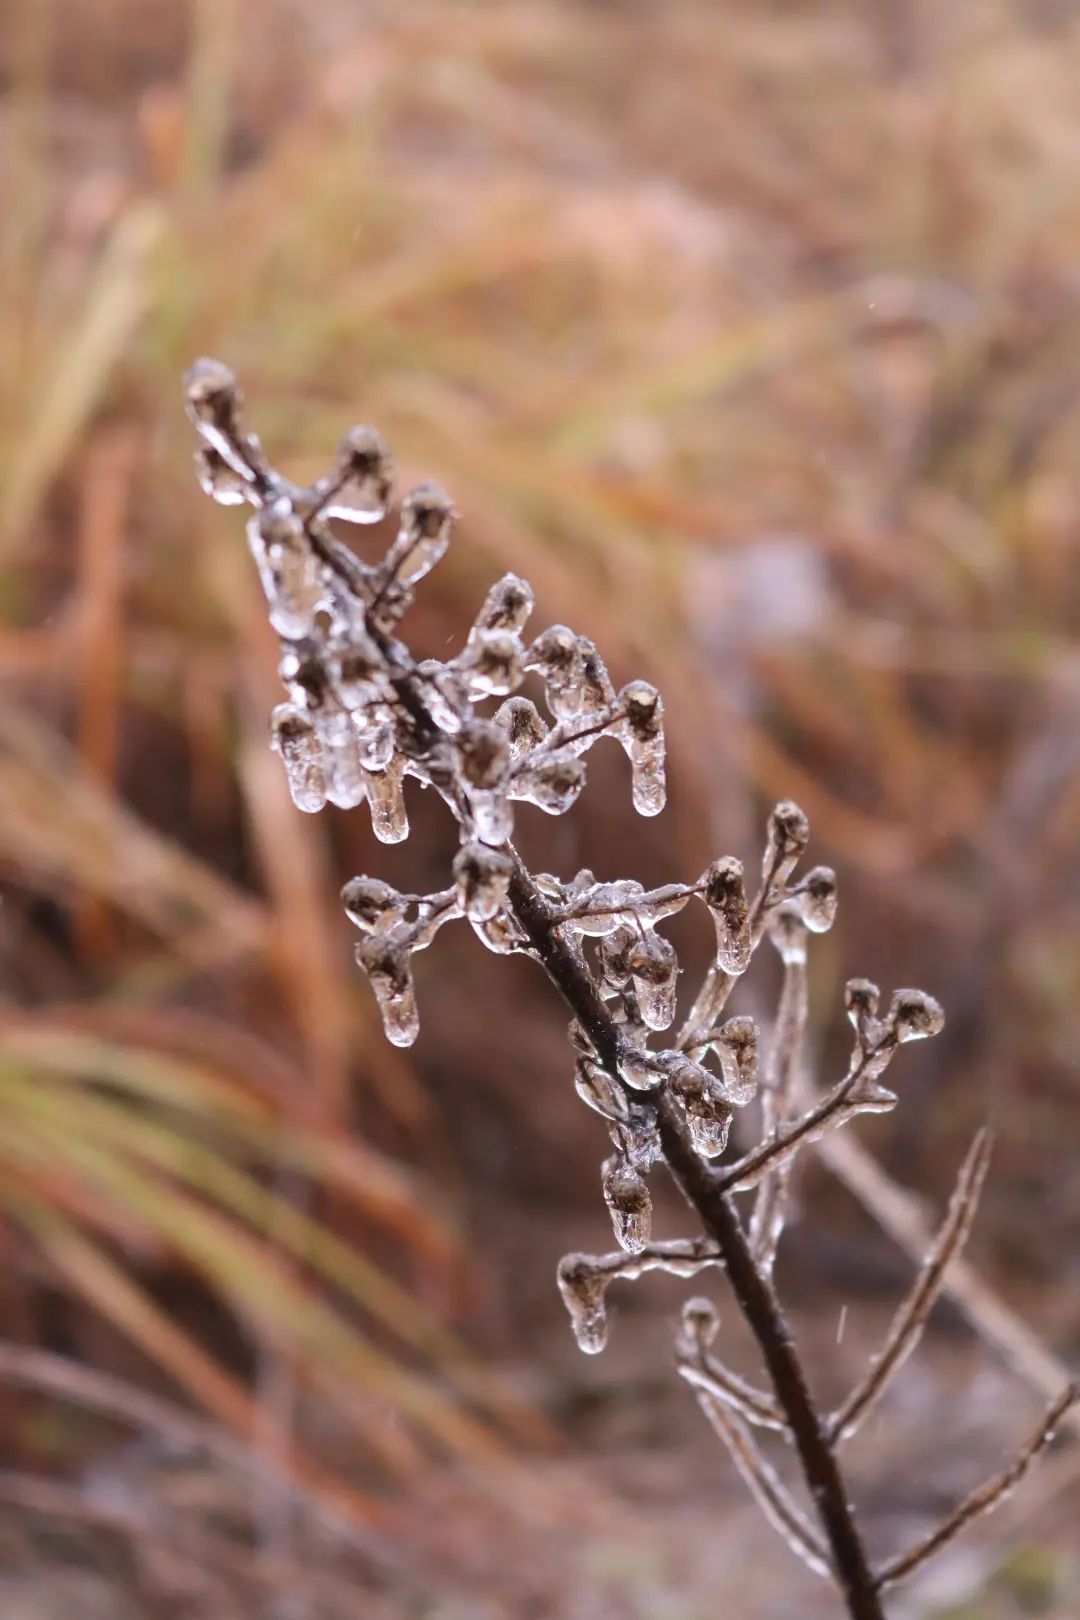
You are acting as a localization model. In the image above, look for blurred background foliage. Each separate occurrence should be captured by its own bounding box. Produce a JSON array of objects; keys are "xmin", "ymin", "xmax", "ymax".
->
[{"xmin": 0, "ymin": 1, "xmax": 1078, "ymax": 1615}]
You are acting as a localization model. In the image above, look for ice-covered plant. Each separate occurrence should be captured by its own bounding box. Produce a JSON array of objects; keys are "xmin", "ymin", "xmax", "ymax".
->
[{"xmin": 186, "ymin": 359, "xmax": 1075, "ymax": 1620}]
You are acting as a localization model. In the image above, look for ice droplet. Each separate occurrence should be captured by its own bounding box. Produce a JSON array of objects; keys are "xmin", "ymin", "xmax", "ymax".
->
[
  {"xmin": 700, "ymin": 857, "xmax": 751, "ymax": 974},
  {"xmin": 194, "ymin": 446, "xmax": 250, "ymax": 505},
  {"xmin": 458, "ymin": 630, "xmax": 524, "ymax": 698},
  {"xmin": 365, "ymin": 756, "xmax": 409, "ymax": 843},
  {"xmin": 619, "ymin": 681, "xmax": 666, "ymax": 816},
  {"xmin": 493, "ymin": 696, "xmax": 549, "ymax": 758},
  {"xmin": 355, "ymin": 933, "xmax": 419, "ymax": 1047},
  {"xmin": 453, "ymin": 841, "xmax": 513, "ymax": 921},
  {"xmin": 322, "ymin": 425, "xmax": 393, "ymax": 524},
  {"xmin": 270, "ymin": 704, "xmax": 327, "ymax": 813},
  {"xmin": 341, "ymin": 876, "xmax": 407, "ymax": 933},
  {"xmin": 603, "ymin": 1157, "xmax": 652, "ymax": 1253},
  {"xmin": 557, "ymin": 1255, "xmax": 609, "ymax": 1354},
  {"xmin": 473, "ymin": 573, "xmax": 534, "ymax": 635},
  {"xmin": 793, "ymin": 865, "xmax": 837, "ymax": 934},
  {"xmin": 386, "ymin": 483, "xmax": 455, "ymax": 586},
  {"xmin": 509, "ymin": 751, "xmax": 586, "ymax": 815},
  {"xmin": 627, "ymin": 931, "xmax": 678, "ymax": 1031},
  {"xmin": 525, "ymin": 626, "xmax": 585, "ymax": 720}
]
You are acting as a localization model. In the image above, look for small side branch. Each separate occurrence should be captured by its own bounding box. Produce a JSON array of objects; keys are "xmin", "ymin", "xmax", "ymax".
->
[
  {"xmin": 692, "ymin": 1387, "xmax": 832, "ymax": 1579},
  {"xmin": 829, "ymin": 1130, "xmax": 993, "ymax": 1446},
  {"xmin": 875, "ymin": 1384, "xmax": 1079, "ymax": 1590}
]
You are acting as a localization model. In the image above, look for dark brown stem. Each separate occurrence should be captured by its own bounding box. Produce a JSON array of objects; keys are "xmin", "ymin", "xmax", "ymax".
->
[{"xmin": 506, "ymin": 865, "xmax": 885, "ymax": 1620}]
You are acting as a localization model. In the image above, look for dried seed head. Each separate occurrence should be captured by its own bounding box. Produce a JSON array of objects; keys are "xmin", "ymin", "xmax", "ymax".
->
[
  {"xmin": 459, "ymin": 630, "xmax": 524, "ymax": 698},
  {"xmin": 557, "ymin": 1255, "xmax": 609, "ymax": 1355},
  {"xmin": 602, "ymin": 1157, "xmax": 652, "ymax": 1253},
  {"xmin": 452, "ymin": 840, "xmax": 514, "ymax": 922},
  {"xmin": 324, "ymin": 425, "xmax": 394, "ymax": 524},
  {"xmin": 619, "ymin": 682, "xmax": 666, "ymax": 816},
  {"xmin": 341, "ymin": 876, "xmax": 406, "ymax": 933},
  {"xmin": 793, "ymin": 865, "xmax": 838, "ymax": 934},
  {"xmin": 716, "ymin": 1014, "xmax": 759, "ymax": 1103},
  {"xmin": 680, "ymin": 1295, "xmax": 720, "ymax": 1353},
  {"xmin": 621, "ymin": 681, "xmax": 663, "ymax": 741},
  {"xmin": 455, "ymin": 719, "xmax": 511, "ymax": 790},
  {"xmin": 494, "ymin": 695, "xmax": 549, "ymax": 757},
  {"xmin": 764, "ymin": 800, "xmax": 810, "ymax": 882},
  {"xmin": 886, "ymin": 988, "xmax": 945, "ymax": 1043},
  {"xmin": 184, "ymin": 357, "xmax": 242, "ymax": 426},
  {"xmin": 390, "ymin": 481, "xmax": 456, "ymax": 585},
  {"xmin": 355, "ymin": 933, "xmax": 418, "ymax": 1047}
]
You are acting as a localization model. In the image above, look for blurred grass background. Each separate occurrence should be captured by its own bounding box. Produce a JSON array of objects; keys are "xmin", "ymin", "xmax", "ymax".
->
[{"xmin": 0, "ymin": 1, "xmax": 1079, "ymax": 1615}]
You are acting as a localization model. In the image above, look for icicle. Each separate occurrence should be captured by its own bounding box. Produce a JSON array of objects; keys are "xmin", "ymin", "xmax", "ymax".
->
[
  {"xmin": 320, "ymin": 706, "xmax": 368, "ymax": 809},
  {"xmin": 453, "ymin": 841, "xmax": 514, "ymax": 921},
  {"xmin": 270, "ymin": 704, "xmax": 327, "ymax": 813},
  {"xmin": 714, "ymin": 1015, "xmax": 759, "ymax": 1106},
  {"xmin": 251, "ymin": 502, "xmax": 324, "ymax": 639},
  {"xmin": 321, "ymin": 424, "xmax": 393, "ymax": 524},
  {"xmin": 457, "ymin": 631, "xmax": 524, "ymax": 698},
  {"xmin": 509, "ymin": 751, "xmax": 586, "ymax": 815},
  {"xmin": 472, "ymin": 573, "xmax": 534, "ymax": 635},
  {"xmin": 194, "ymin": 446, "xmax": 251, "ymax": 506},
  {"xmin": 700, "ymin": 857, "xmax": 751, "ymax": 973},
  {"xmin": 355, "ymin": 933, "xmax": 419, "ymax": 1047},
  {"xmin": 619, "ymin": 681, "xmax": 666, "ymax": 816},
  {"xmin": 557, "ymin": 1255, "xmax": 609, "ymax": 1354},
  {"xmin": 525, "ymin": 626, "xmax": 585, "ymax": 720},
  {"xmin": 364, "ymin": 755, "xmax": 409, "ymax": 844},
  {"xmin": 792, "ymin": 865, "xmax": 837, "ymax": 934},
  {"xmin": 341, "ymin": 876, "xmax": 407, "ymax": 934},
  {"xmin": 385, "ymin": 483, "xmax": 455, "ymax": 585},
  {"xmin": 493, "ymin": 695, "xmax": 549, "ymax": 758},
  {"xmin": 602, "ymin": 1157, "xmax": 652, "ymax": 1253},
  {"xmin": 627, "ymin": 931, "xmax": 678, "ymax": 1031}
]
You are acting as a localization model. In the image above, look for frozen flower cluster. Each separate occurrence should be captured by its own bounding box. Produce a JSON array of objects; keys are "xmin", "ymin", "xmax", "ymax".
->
[{"xmin": 187, "ymin": 362, "xmax": 1075, "ymax": 1607}]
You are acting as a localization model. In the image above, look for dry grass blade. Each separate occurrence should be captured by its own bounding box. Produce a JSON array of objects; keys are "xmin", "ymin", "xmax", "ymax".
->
[
  {"xmin": 875, "ymin": 1384, "xmax": 1080, "ymax": 1590},
  {"xmin": 829, "ymin": 1129, "xmax": 993, "ymax": 1446}
]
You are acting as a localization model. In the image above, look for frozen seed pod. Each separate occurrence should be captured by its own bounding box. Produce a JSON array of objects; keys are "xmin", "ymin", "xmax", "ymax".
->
[
  {"xmin": 597, "ymin": 925, "xmax": 636, "ymax": 992},
  {"xmin": 355, "ymin": 933, "xmax": 419, "ymax": 1048},
  {"xmin": 793, "ymin": 865, "xmax": 837, "ymax": 934},
  {"xmin": 364, "ymin": 756, "xmax": 408, "ymax": 844},
  {"xmin": 602, "ymin": 1157, "xmax": 652, "ymax": 1253},
  {"xmin": 386, "ymin": 482, "xmax": 455, "ymax": 586},
  {"xmin": 661, "ymin": 1053, "xmax": 733, "ymax": 1159},
  {"xmin": 619, "ymin": 681, "xmax": 666, "ymax": 816},
  {"xmin": 458, "ymin": 630, "xmax": 524, "ymax": 698},
  {"xmin": 183, "ymin": 358, "xmax": 254, "ymax": 475},
  {"xmin": 453, "ymin": 841, "xmax": 514, "ymax": 921},
  {"xmin": 270, "ymin": 704, "xmax": 327, "ymax": 813},
  {"xmin": 767, "ymin": 899, "xmax": 808, "ymax": 965},
  {"xmin": 844, "ymin": 978, "xmax": 881, "ymax": 1047},
  {"xmin": 715, "ymin": 1015, "xmax": 759, "ymax": 1105},
  {"xmin": 456, "ymin": 720, "xmax": 512, "ymax": 843},
  {"xmin": 322, "ymin": 425, "xmax": 393, "ymax": 524},
  {"xmin": 253, "ymin": 503, "xmax": 324, "ymax": 639},
  {"xmin": 417, "ymin": 660, "xmax": 469, "ymax": 734},
  {"xmin": 680, "ymin": 1295, "xmax": 720, "ymax": 1354},
  {"xmin": 763, "ymin": 800, "xmax": 810, "ymax": 887},
  {"xmin": 700, "ymin": 857, "xmax": 751, "ymax": 973},
  {"xmin": 469, "ymin": 909, "xmax": 523, "ymax": 954},
  {"xmin": 194, "ymin": 445, "xmax": 250, "ymax": 506},
  {"xmin": 509, "ymin": 751, "xmax": 586, "ymax": 815},
  {"xmin": 615, "ymin": 1035, "xmax": 662, "ymax": 1092},
  {"xmin": 493, "ymin": 695, "xmax": 549, "ymax": 758},
  {"xmin": 557, "ymin": 1255, "xmax": 609, "ymax": 1355},
  {"xmin": 886, "ymin": 988, "xmax": 945, "ymax": 1043},
  {"xmin": 627, "ymin": 931, "xmax": 678, "ymax": 1031},
  {"xmin": 341, "ymin": 876, "xmax": 407, "ymax": 934},
  {"xmin": 574, "ymin": 1058, "xmax": 630, "ymax": 1124},
  {"xmin": 525, "ymin": 626, "xmax": 585, "ymax": 720},
  {"xmin": 473, "ymin": 572, "xmax": 534, "ymax": 635},
  {"xmin": 577, "ymin": 638, "xmax": 616, "ymax": 717}
]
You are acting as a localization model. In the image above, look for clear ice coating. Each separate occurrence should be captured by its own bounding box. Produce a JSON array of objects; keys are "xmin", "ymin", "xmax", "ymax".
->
[
  {"xmin": 619, "ymin": 681, "xmax": 666, "ymax": 815},
  {"xmin": 556, "ymin": 1255, "xmax": 609, "ymax": 1354},
  {"xmin": 385, "ymin": 483, "xmax": 455, "ymax": 585},
  {"xmin": 355, "ymin": 932, "xmax": 419, "ymax": 1047}
]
